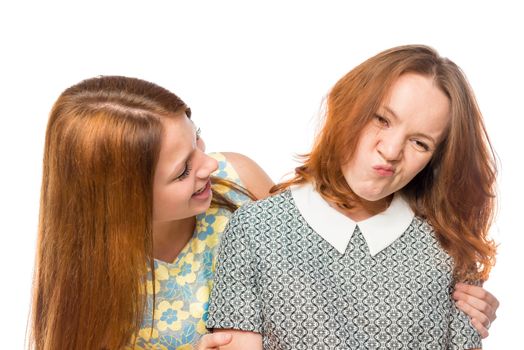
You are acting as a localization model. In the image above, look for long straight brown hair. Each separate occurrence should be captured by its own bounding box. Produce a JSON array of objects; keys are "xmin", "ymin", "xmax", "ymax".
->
[
  {"xmin": 274, "ymin": 45, "xmax": 497, "ymax": 281},
  {"xmin": 30, "ymin": 76, "xmax": 248, "ymax": 349}
]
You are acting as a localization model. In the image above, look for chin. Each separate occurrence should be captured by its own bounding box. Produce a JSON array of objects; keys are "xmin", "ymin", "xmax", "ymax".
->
[
  {"xmin": 195, "ymin": 201, "xmax": 213, "ymax": 214},
  {"xmin": 354, "ymin": 189, "xmax": 391, "ymax": 203}
]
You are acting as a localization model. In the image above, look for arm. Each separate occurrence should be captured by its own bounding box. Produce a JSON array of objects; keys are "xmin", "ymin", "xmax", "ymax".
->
[
  {"xmin": 206, "ymin": 205, "xmax": 265, "ymax": 347},
  {"xmin": 453, "ymin": 283, "xmax": 499, "ymax": 338},
  {"xmin": 222, "ymin": 152, "xmax": 274, "ymax": 199}
]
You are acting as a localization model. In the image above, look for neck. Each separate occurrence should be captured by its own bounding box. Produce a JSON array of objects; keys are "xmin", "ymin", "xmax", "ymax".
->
[
  {"xmin": 333, "ymin": 195, "xmax": 393, "ymax": 222},
  {"xmin": 152, "ymin": 216, "xmax": 195, "ymax": 263}
]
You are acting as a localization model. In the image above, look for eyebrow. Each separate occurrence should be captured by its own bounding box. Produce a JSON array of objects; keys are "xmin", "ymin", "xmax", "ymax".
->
[
  {"xmin": 382, "ymin": 106, "xmax": 399, "ymax": 120},
  {"xmin": 382, "ymin": 106, "xmax": 437, "ymax": 145}
]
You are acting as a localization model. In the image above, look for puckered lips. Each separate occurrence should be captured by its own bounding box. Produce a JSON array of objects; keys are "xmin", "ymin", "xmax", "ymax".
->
[{"xmin": 372, "ymin": 164, "xmax": 395, "ymax": 177}]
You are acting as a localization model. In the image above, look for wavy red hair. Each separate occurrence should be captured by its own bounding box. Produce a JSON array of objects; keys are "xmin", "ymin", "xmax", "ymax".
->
[{"xmin": 273, "ymin": 45, "xmax": 497, "ymax": 281}]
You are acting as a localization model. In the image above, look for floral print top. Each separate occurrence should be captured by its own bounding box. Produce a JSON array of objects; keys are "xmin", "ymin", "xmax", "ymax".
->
[{"xmin": 129, "ymin": 153, "xmax": 250, "ymax": 350}]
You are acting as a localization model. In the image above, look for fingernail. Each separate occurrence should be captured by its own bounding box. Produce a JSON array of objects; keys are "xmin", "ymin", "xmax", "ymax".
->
[{"xmin": 218, "ymin": 333, "xmax": 232, "ymax": 341}]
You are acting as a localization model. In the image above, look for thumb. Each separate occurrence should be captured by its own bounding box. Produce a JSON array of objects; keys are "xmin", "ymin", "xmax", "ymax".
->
[{"xmin": 195, "ymin": 332, "xmax": 233, "ymax": 349}]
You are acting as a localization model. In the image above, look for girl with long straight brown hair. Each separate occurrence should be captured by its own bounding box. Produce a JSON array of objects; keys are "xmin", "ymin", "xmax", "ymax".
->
[
  {"xmin": 207, "ymin": 45, "xmax": 499, "ymax": 349},
  {"xmin": 29, "ymin": 76, "xmax": 274, "ymax": 349}
]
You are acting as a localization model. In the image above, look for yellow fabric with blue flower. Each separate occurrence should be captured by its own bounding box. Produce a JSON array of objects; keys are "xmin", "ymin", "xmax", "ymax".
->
[{"xmin": 129, "ymin": 153, "xmax": 250, "ymax": 350}]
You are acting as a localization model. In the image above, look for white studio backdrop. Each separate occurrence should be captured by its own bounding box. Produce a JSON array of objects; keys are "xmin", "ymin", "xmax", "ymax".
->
[{"xmin": 1, "ymin": 1, "xmax": 521, "ymax": 348}]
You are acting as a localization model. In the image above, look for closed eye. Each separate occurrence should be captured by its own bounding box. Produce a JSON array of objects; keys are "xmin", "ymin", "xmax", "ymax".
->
[
  {"xmin": 374, "ymin": 114, "xmax": 390, "ymax": 127},
  {"xmin": 412, "ymin": 139, "xmax": 430, "ymax": 152},
  {"xmin": 175, "ymin": 161, "xmax": 192, "ymax": 181}
]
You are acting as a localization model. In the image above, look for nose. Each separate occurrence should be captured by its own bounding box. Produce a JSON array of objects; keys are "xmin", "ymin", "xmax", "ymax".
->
[
  {"xmin": 195, "ymin": 151, "xmax": 218, "ymax": 179},
  {"xmin": 377, "ymin": 133, "xmax": 403, "ymax": 162}
]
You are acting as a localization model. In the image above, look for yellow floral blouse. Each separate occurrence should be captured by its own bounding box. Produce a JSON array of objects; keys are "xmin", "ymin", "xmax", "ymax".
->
[{"xmin": 129, "ymin": 153, "xmax": 250, "ymax": 350}]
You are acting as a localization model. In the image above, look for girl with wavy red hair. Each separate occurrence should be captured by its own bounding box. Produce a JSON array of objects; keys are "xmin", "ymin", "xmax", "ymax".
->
[{"xmin": 207, "ymin": 45, "xmax": 498, "ymax": 349}]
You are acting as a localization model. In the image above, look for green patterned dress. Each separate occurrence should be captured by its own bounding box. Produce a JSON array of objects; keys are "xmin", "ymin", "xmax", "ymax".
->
[{"xmin": 129, "ymin": 153, "xmax": 250, "ymax": 350}]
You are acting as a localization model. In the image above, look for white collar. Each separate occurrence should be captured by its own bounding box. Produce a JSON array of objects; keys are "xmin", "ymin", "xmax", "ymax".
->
[{"xmin": 290, "ymin": 183, "xmax": 415, "ymax": 256}]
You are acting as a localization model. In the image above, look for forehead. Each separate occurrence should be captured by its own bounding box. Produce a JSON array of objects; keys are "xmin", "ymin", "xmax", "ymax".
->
[
  {"xmin": 156, "ymin": 113, "xmax": 195, "ymax": 172},
  {"xmin": 161, "ymin": 112, "xmax": 193, "ymax": 139},
  {"xmin": 381, "ymin": 73, "xmax": 451, "ymax": 139}
]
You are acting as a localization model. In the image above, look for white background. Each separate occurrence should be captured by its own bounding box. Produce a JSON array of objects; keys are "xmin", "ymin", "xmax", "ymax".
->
[{"xmin": 1, "ymin": 1, "xmax": 521, "ymax": 348}]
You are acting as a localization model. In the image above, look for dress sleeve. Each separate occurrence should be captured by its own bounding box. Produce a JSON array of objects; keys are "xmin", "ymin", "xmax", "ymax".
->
[
  {"xmin": 448, "ymin": 287, "xmax": 482, "ymax": 349},
  {"xmin": 206, "ymin": 204, "xmax": 263, "ymax": 333},
  {"xmin": 209, "ymin": 152, "xmax": 251, "ymax": 208}
]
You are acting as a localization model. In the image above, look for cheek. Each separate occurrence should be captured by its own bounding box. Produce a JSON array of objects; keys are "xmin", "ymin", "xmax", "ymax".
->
[
  {"xmin": 404, "ymin": 154, "xmax": 432, "ymax": 182},
  {"xmin": 153, "ymin": 191, "xmax": 170, "ymax": 220},
  {"xmin": 341, "ymin": 147, "xmax": 367, "ymax": 180},
  {"xmin": 349, "ymin": 133, "xmax": 375, "ymax": 172},
  {"xmin": 341, "ymin": 161, "xmax": 355, "ymax": 184},
  {"xmin": 153, "ymin": 185, "xmax": 188, "ymax": 220}
]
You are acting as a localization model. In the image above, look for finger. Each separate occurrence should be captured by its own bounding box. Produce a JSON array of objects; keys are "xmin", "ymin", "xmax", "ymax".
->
[
  {"xmin": 453, "ymin": 289, "xmax": 496, "ymax": 322},
  {"xmin": 455, "ymin": 298, "xmax": 491, "ymax": 328},
  {"xmin": 470, "ymin": 317, "xmax": 489, "ymax": 339},
  {"xmin": 195, "ymin": 333, "xmax": 232, "ymax": 350},
  {"xmin": 453, "ymin": 290, "xmax": 493, "ymax": 315},
  {"xmin": 455, "ymin": 283, "xmax": 499, "ymax": 309}
]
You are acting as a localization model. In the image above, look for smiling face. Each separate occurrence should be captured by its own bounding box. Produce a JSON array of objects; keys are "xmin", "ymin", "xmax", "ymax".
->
[
  {"xmin": 152, "ymin": 113, "xmax": 218, "ymax": 223},
  {"xmin": 341, "ymin": 73, "xmax": 451, "ymax": 204}
]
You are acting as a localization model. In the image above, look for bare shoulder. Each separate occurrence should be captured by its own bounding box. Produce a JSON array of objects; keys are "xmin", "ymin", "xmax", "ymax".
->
[{"xmin": 221, "ymin": 152, "xmax": 274, "ymax": 199}]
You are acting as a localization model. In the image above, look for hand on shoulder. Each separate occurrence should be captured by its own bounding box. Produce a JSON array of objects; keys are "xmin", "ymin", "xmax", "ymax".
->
[
  {"xmin": 221, "ymin": 152, "xmax": 274, "ymax": 200},
  {"xmin": 194, "ymin": 332, "xmax": 232, "ymax": 350},
  {"xmin": 453, "ymin": 282, "xmax": 499, "ymax": 339}
]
